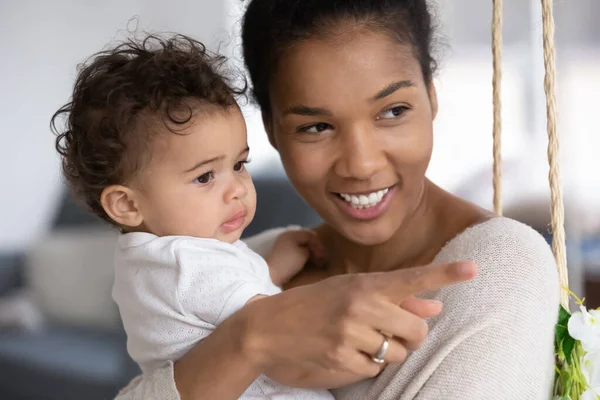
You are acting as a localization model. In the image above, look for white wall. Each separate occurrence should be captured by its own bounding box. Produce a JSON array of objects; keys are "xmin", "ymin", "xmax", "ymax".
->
[{"xmin": 0, "ymin": 0, "xmax": 226, "ymax": 251}]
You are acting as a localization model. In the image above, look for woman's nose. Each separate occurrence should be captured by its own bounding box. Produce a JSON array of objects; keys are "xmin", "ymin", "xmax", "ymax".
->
[{"xmin": 334, "ymin": 126, "xmax": 387, "ymax": 180}]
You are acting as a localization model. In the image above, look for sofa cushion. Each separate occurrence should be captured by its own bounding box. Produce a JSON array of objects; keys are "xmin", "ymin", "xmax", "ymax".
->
[{"xmin": 25, "ymin": 228, "xmax": 121, "ymax": 329}]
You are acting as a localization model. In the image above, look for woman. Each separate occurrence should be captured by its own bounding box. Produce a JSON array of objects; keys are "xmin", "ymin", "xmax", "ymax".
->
[{"xmin": 116, "ymin": 0, "xmax": 559, "ymax": 399}]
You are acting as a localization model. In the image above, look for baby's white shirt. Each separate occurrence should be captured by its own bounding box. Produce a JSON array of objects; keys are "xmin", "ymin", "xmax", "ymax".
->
[
  {"xmin": 112, "ymin": 232, "xmax": 333, "ymax": 400},
  {"xmin": 113, "ymin": 233, "xmax": 281, "ymax": 372}
]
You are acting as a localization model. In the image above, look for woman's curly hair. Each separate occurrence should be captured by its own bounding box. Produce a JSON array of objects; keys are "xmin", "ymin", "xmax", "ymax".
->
[{"xmin": 51, "ymin": 34, "xmax": 245, "ymax": 225}]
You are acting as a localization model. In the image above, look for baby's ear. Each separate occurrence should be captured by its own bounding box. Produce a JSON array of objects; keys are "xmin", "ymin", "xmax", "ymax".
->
[{"xmin": 100, "ymin": 185, "xmax": 144, "ymax": 228}]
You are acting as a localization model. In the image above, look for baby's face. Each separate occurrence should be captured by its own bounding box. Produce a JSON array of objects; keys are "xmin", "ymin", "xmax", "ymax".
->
[{"xmin": 133, "ymin": 107, "xmax": 256, "ymax": 243}]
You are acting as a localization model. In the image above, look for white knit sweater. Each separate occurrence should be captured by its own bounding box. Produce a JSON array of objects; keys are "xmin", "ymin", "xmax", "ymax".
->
[{"xmin": 115, "ymin": 217, "xmax": 559, "ymax": 400}]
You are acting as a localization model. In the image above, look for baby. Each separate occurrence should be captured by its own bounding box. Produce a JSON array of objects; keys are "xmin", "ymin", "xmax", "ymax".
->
[{"xmin": 52, "ymin": 34, "xmax": 333, "ymax": 400}]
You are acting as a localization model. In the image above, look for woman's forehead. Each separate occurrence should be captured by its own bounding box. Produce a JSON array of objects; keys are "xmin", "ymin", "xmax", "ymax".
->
[{"xmin": 271, "ymin": 30, "xmax": 424, "ymax": 107}]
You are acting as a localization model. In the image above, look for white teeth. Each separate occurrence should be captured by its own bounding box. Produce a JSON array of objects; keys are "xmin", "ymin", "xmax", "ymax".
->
[{"xmin": 339, "ymin": 188, "xmax": 390, "ymax": 209}]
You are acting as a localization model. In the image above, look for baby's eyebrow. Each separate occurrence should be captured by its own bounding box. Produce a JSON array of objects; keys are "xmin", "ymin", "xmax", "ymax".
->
[
  {"xmin": 184, "ymin": 155, "xmax": 224, "ymax": 173},
  {"xmin": 184, "ymin": 146, "xmax": 250, "ymax": 173}
]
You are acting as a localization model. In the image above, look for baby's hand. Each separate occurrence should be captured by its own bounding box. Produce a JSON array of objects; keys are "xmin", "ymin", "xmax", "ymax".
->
[{"xmin": 266, "ymin": 230, "xmax": 327, "ymax": 287}]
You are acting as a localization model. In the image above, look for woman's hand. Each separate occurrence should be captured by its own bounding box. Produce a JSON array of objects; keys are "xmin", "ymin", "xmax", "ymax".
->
[
  {"xmin": 239, "ymin": 261, "xmax": 478, "ymax": 386},
  {"xmin": 173, "ymin": 261, "xmax": 476, "ymax": 399}
]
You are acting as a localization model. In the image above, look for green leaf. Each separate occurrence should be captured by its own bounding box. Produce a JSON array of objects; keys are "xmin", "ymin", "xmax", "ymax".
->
[
  {"xmin": 561, "ymin": 369, "xmax": 572, "ymax": 394},
  {"xmin": 555, "ymin": 324, "xmax": 569, "ymax": 346},
  {"xmin": 562, "ymin": 336, "xmax": 576, "ymax": 366},
  {"xmin": 558, "ymin": 305, "xmax": 571, "ymax": 326}
]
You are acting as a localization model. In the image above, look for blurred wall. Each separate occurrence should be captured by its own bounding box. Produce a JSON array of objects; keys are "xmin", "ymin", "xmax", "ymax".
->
[
  {"xmin": 0, "ymin": 0, "xmax": 226, "ymax": 251},
  {"xmin": 1, "ymin": 0, "xmax": 599, "ymax": 252}
]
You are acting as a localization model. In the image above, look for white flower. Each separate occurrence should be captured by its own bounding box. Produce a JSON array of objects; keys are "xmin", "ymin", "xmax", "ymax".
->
[
  {"xmin": 582, "ymin": 351, "xmax": 600, "ymax": 394},
  {"xmin": 568, "ymin": 305, "xmax": 600, "ymax": 352}
]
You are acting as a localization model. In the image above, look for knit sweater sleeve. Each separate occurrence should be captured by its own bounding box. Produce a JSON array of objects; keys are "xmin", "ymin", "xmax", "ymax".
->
[
  {"xmin": 415, "ymin": 218, "xmax": 559, "ymax": 400},
  {"xmin": 414, "ymin": 218, "xmax": 560, "ymax": 399},
  {"xmin": 333, "ymin": 217, "xmax": 560, "ymax": 400}
]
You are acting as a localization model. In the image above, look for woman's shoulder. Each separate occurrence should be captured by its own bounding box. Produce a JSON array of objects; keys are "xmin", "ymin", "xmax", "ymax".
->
[
  {"xmin": 436, "ymin": 216, "xmax": 555, "ymax": 267},
  {"xmin": 433, "ymin": 217, "xmax": 559, "ymax": 309}
]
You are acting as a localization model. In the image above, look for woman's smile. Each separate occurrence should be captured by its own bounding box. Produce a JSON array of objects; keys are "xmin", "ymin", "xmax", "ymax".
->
[{"xmin": 332, "ymin": 184, "xmax": 397, "ymax": 220}]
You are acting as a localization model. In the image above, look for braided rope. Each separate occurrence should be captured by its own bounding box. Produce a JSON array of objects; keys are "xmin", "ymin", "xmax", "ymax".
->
[
  {"xmin": 492, "ymin": 0, "xmax": 503, "ymax": 215},
  {"xmin": 540, "ymin": 0, "xmax": 569, "ymax": 309},
  {"xmin": 491, "ymin": 0, "xmax": 569, "ymax": 308}
]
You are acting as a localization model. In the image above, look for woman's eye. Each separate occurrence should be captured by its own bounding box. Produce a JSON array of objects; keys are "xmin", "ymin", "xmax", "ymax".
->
[
  {"xmin": 379, "ymin": 105, "xmax": 408, "ymax": 119},
  {"xmin": 194, "ymin": 172, "xmax": 214, "ymax": 184},
  {"xmin": 234, "ymin": 159, "xmax": 250, "ymax": 172},
  {"xmin": 299, "ymin": 122, "xmax": 332, "ymax": 133}
]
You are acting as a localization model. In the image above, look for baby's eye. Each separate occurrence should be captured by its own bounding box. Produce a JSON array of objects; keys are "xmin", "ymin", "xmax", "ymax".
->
[
  {"xmin": 299, "ymin": 122, "xmax": 332, "ymax": 133},
  {"xmin": 194, "ymin": 171, "xmax": 214, "ymax": 184},
  {"xmin": 378, "ymin": 105, "xmax": 409, "ymax": 120}
]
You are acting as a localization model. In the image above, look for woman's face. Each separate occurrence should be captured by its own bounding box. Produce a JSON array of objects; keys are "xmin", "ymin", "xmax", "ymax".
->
[{"xmin": 266, "ymin": 29, "xmax": 438, "ymax": 245}]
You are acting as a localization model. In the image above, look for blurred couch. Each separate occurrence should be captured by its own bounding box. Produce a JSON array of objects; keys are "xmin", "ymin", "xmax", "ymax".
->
[{"xmin": 0, "ymin": 176, "xmax": 321, "ymax": 400}]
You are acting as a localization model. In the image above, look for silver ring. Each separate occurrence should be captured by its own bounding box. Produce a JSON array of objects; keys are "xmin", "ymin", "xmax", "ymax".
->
[{"xmin": 371, "ymin": 335, "xmax": 390, "ymax": 364}]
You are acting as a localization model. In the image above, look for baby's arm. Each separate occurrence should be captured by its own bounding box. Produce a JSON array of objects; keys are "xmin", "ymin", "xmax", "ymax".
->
[{"xmin": 265, "ymin": 230, "xmax": 327, "ymax": 287}]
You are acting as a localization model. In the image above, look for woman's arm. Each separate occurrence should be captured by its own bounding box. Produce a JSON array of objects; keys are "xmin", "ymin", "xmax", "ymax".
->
[
  {"xmin": 114, "ymin": 247, "xmax": 476, "ymax": 399},
  {"xmin": 413, "ymin": 315, "xmax": 556, "ymax": 400},
  {"xmin": 335, "ymin": 218, "xmax": 558, "ymax": 400},
  {"xmin": 173, "ymin": 315, "xmax": 263, "ymax": 400},
  {"xmin": 416, "ymin": 220, "xmax": 559, "ymax": 399}
]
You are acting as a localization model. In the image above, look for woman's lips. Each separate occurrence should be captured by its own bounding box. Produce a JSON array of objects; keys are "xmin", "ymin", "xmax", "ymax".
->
[{"xmin": 333, "ymin": 185, "xmax": 395, "ymax": 220}]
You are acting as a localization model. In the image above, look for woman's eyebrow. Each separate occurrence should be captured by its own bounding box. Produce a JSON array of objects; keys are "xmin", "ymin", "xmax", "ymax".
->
[
  {"xmin": 371, "ymin": 80, "xmax": 415, "ymax": 101},
  {"xmin": 282, "ymin": 105, "xmax": 333, "ymax": 117},
  {"xmin": 282, "ymin": 80, "xmax": 415, "ymax": 117}
]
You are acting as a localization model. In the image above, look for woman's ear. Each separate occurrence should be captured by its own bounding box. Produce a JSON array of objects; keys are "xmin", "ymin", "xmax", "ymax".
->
[
  {"xmin": 428, "ymin": 82, "xmax": 439, "ymax": 120},
  {"xmin": 100, "ymin": 185, "xmax": 144, "ymax": 228},
  {"xmin": 262, "ymin": 111, "xmax": 278, "ymax": 150}
]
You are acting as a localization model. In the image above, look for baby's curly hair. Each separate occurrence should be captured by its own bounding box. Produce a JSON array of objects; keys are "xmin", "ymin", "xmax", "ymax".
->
[{"xmin": 52, "ymin": 34, "xmax": 245, "ymax": 225}]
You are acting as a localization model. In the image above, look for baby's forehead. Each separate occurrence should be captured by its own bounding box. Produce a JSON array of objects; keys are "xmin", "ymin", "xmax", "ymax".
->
[{"xmin": 136, "ymin": 106, "xmax": 247, "ymax": 170}]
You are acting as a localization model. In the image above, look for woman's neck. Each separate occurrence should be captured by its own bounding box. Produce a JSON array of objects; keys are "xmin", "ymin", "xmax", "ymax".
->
[{"xmin": 320, "ymin": 180, "xmax": 487, "ymax": 275}]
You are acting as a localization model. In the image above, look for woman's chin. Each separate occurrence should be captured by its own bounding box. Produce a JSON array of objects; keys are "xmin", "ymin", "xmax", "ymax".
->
[{"xmin": 337, "ymin": 223, "xmax": 396, "ymax": 246}]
